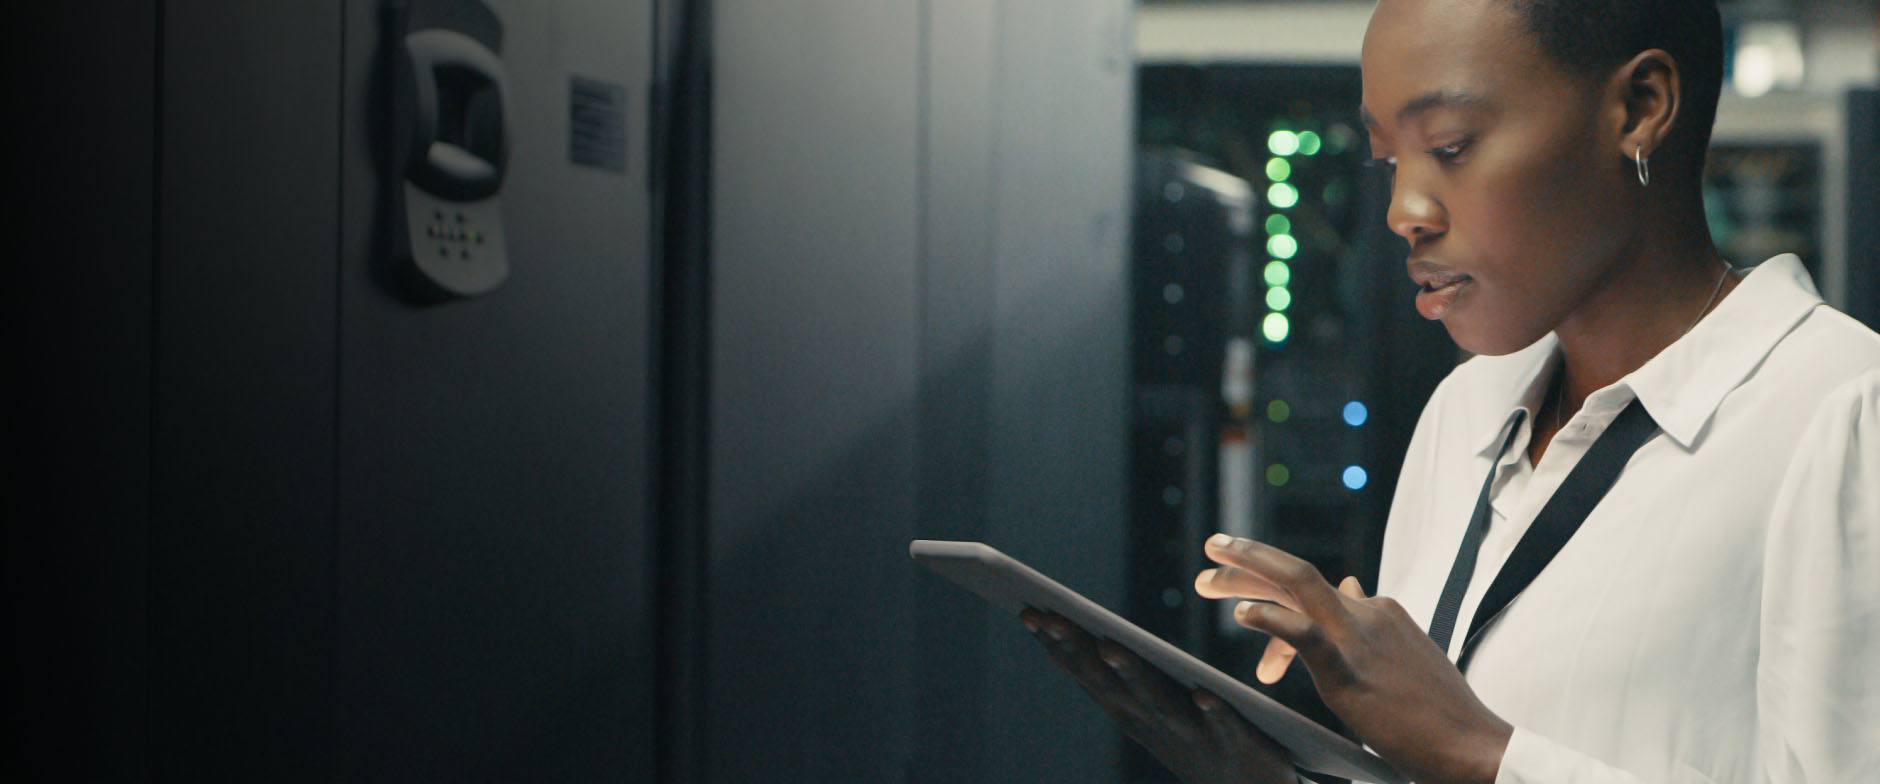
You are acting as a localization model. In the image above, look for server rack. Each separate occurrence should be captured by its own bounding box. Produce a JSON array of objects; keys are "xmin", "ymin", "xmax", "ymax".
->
[{"xmin": 1125, "ymin": 63, "xmax": 1456, "ymax": 782}]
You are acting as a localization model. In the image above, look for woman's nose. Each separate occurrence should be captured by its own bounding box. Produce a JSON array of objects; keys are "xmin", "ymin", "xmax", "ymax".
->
[{"xmin": 1386, "ymin": 176, "xmax": 1446, "ymax": 245}]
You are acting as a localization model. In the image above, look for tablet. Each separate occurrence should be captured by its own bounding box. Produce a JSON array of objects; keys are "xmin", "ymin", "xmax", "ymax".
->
[{"xmin": 910, "ymin": 539, "xmax": 1406, "ymax": 784}]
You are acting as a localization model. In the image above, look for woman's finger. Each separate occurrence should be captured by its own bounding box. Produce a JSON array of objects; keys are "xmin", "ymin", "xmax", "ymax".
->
[
  {"xmin": 1234, "ymin": 599, "xmax": 1328, "ymax": 659},
  {"xmin": 1192, "ymin": 688, "xmax": 1283, "ymax": 756},
  {"xmin": 1254, "ymin": 633, "xmax": 1297, "ymax": 685},
  {"xmin": 1248, "ymin": 573, "xmax": 1365, "ymax": 684},
  {"xmin": 1097, "ymin": 641, "xmax": 1203, "ymax": 742},
  {"xmin": 1233, "ymin": 598, "xmax": 1363, "ymax": 691},
  {"xmin": 1205, "ymin": 535, "xmax": 1350, "ymax": 625},
  {"xmin": 1194, "ymin": 565, "xmax": 1295, "ymax": 606},
  {"xmin": 1027, "ymin": 611, "xmax": 1139, "ymax": 717}
]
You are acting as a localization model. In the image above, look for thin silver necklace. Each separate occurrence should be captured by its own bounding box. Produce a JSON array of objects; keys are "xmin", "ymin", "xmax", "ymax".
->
[{"xmin": 1551, "ymin": 261, "xmax": 1734, "ymax": 431}]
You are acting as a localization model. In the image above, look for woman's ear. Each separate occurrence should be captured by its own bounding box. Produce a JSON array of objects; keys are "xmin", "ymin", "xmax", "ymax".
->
[{"xmin": 1614, "ymin": 48, "xmax": 1682, "ymax": 159}]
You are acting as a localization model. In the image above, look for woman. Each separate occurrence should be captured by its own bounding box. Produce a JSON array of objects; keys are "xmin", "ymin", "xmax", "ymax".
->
[{"xmin": 1022, "ymin": 1, "xmax": 1879, "ymax": 782}]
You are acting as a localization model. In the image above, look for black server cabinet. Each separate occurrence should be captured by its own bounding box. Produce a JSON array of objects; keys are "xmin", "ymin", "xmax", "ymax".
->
[
  {"xmin": 1125, "ymin": 64, "xmax": 1456, "ymax": 779},
  {"xmin": 18, "ymin": 2, "xmax": 660, "ymax": 778},
  {"xmin": 1847, "ymin": 88, "xmax": 1879, "ymax": 332},
  {"xmin": 333, "ymin": 1, "xmax": 658, "ymax": 778}
]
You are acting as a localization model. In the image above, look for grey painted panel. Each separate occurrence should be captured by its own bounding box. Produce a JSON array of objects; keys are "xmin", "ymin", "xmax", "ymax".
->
[
  {"xmin": 706, "ymin": 1, "xmax": 1132, "ymax": 779},
  {"xmin": 708, "ymin": 1, "xmax": 922, "ymax": 780},
  {"xmin": 150, "ymin": 2, "xmax": 343, "ymax": 777},
  {"xmin": 335, "ymin": 0, "xmax": 656, "ymax": 778},
  {"xmin": 912, "ymin": 1, "xmax": 999, "ymax": 781},
  {"xmin": 981, "ymin": 1, "xmax": 1134, "ymax": 781}
]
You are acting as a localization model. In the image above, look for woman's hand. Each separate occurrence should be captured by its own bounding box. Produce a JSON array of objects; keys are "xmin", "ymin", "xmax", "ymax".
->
[
  {"xmin": 1019, "ymin": 608, "xmax": 1297, "ymax": 784},
  {"xmin": 1195, "ymin": 534, "xmax": 1512, "ymax": 784}
]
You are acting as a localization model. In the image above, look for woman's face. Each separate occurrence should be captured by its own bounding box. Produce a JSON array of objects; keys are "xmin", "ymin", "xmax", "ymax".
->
[{"xmin": 1361, "ymin": 0, "xmax": 1634, "ymax": 355}]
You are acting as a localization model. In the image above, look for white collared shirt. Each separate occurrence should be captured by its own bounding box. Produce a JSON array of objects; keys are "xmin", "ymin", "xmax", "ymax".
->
[{"xmin": 1377, "ymin": 255, "xmax": 1880, "ymax": 783}]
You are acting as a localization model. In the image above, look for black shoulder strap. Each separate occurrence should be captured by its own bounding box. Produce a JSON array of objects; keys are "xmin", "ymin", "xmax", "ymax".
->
[{"xmin": 1456, "ymin": 398, "xmax": 1658, "ymax": 672}]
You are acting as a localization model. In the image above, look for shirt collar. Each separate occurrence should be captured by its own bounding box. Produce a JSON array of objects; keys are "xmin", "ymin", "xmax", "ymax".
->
[
  {"xmin": 1467, "ymin": 335, "xmax": 1560, "ymax": 457},
  {"xmin": 1627, "ymin": 253, "xmax": 1823, "ymax": 448},
  {"xmin": 1465, "ymin": 254, "xmax": 1823, "ymax": 455}
]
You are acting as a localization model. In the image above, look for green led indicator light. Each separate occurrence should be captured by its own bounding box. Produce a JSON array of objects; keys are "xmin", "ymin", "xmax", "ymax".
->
[
  {"xmin": 1267, "ymin": 183, "xmax": 1299, "ymax": 209},
  {"xmin": 1297, "ymin": 130, "xmax": 1322, "ymax": 156},
  {"xmin": 1263, "ymin": 261, "xmax": 1291, "ymax": 288},
  {"xmin": 1266, "ymin": 464, "xmax": 1291, "ymax": 487},
  {"xmin": 1267, "ymin": 234, "xmax": 1298, "ymax": 259},
  {"xmin": 1266, "ymin": 399, "xmax": 1291, "ymax": 423},
  {"xmin": 1265, "ymin": 214, "xmax": 1291, "ymax": 235},
  {"xmin": 1266, "ymin": 286, "xmax": 1293, "ymax": 311},
  {"xmin": 1262, "ymin": 312, "xmax": 1291, "ymax": 343},
  {"xmin": 1267, "ymin": 130, "xmax": 1300, "ymax": 156},
  {"xmin": 1265, "ymin": 157, "xmax": 1292, "ymax": 182}
]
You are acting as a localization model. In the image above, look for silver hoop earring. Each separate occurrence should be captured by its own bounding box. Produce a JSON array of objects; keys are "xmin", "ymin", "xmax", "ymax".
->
[{"xmin": 1635, "ymin": 145, "xmax": 1651, "ymax": 187}]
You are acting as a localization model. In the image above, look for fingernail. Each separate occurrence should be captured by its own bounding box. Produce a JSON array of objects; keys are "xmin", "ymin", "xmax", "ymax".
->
[
  {"xmin": 1100, "ymin": 651, "xmax": 1125, "ymax": 671},
  {"xmin": 1021, "ymin": 615, "xmax": 1039, "ymax": 633},
  {"xmin": 1045, "ymin": 625, "xmax": 1067, "ymax": 641},
  {"xmin": 1193, "ymin": 693, "xmax": 1217, "ymax": 712},
  {"xmin": 1208, "ymin": 533, "xmax": 1233, "ymax": 548},
  {"xmin": 1235, "ymin": 600, "xmax": 1258, "ymax": 618}
]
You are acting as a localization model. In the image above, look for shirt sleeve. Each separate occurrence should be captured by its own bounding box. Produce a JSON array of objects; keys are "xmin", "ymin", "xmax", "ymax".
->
[
  {"xmin": 1494, "ymin": 729, "xmax": 1652, "ymax": 783},
  {"xmin": 1491, "ymin": 369, "xmax": 1880, "ymax": 784},
  {"xmin": 1757, "ymin": 368, "xmax": 1880, "ymax": 782}
]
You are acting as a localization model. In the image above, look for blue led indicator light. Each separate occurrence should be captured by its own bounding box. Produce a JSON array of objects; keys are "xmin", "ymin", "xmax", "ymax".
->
[
  {"xmin": 1342, "ymin": 465, "xmax": 1368, "ymax": 490},
  {"xmin": 1343, "ymin": 401, "xmax": 1368, "ymax": 427}
]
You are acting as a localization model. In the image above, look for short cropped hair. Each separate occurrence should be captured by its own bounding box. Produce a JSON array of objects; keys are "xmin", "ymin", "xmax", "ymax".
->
[{"xmin": 1509, "ymin": 0, "xmax": 1724, "ymax": 180}]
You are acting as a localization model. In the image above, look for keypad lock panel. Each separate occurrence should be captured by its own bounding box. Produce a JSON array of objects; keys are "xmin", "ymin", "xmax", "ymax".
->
[
  {"xmin": 387, "ymin": 0, "xmax": 508, "ymax": 301},
  {"xmin": 405, "ymin": 182, "xmax": 507, "ymax": 297}
]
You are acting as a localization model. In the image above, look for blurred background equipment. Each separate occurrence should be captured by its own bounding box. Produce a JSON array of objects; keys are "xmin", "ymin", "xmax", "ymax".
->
[
  {"xmin": 1126, "ymin": 63, "xmax": 1456, "ymax": 781},
  {"xmin": 1848, "ymin": 87, "xmax": 1880, "ymax": 331}
]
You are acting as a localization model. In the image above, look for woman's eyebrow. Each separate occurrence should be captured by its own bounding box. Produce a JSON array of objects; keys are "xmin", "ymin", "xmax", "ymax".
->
[{"xmin": 1360, "ymin": 90, "xmax": 1494, "ymax": 129}]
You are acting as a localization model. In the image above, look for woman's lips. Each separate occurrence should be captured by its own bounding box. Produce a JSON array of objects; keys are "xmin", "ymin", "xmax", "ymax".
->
[{"xmin": 1415, "ymin": 275, "xmax": 1471, "ymax": 320}]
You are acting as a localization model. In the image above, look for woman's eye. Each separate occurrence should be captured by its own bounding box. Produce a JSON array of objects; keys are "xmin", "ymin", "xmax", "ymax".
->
[
  {"xmin": 1364, "ymin": 156, "xmax": 1398, "ymax": 171},
  {"xmin": 1429, "ymin": 140, "xmax": 1471, "ymax": 163}
]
